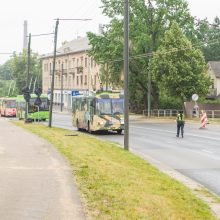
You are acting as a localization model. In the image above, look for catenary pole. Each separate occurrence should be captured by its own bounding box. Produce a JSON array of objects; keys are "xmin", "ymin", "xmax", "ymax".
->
[
  {"xmin": 25, "ymin": 33, "xmax": 31, "ymax": 121},
  {"xmin": 48, "ymin": 19, "xmax": 59, "ymax": 127},
  {"xmin": 148, "ymin": 0, "xmax": 153, "ymax": 117},
  {"xmin": 124, "ymin": 0, "xmax": 129, "ymax": 150}
]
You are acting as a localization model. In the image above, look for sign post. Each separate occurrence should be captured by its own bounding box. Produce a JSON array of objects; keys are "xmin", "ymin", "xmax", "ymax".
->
[{"xmin": 192, "ymin": 94, "xmax": 199, "ymax": 118}]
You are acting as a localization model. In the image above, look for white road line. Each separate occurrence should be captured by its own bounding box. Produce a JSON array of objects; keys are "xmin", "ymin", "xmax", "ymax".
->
[{"xmin": 130, "ymin": 125, "xmax": 220, "ymax": 141}]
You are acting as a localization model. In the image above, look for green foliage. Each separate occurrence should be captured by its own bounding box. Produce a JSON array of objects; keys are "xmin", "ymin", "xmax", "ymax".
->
[
  {"xmin": 0, "ymin": 80, "xmax": 16, "ymax": 97},
  {"xmin": 151, "ymin": 22, "xmax": 212, "ymax": 104},
  {"xmin": 159, "ymin": 93, "xmax": 182, "ymax": 109},
  {"xmin": 194, "ymin": 17, "xmax": 220, "ymax": 62},
  {"xmin": 10, "ymin": 50, "xmax": 42, "ymax": 94},
  {"xmin": 0, "ymin": 59, "xmax": 13, "ymax": 80},
  {"xmin": 88, "ymin": 0, "xmax": 196, "ymax": 111},
  {"xmin": 0, "ymin": 50, "xmax": 41, "ymax": 96}
]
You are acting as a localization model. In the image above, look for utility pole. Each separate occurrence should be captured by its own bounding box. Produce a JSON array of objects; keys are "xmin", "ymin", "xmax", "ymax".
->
[
  {"xmin": 61, "ymin": 63, "xmax": 64, "ymax": 112},
  {"xmin": 124, "ymin": 0, "xmax": 129, "ymax": 151},
  {"xmin": 7, "ymin": 81, "xmax": 13, "ymax": 96},
  {"xmin": 88, "ymin": 57, "xmax": 91, "ymax": 94},
  {"xmin": 25, "ymin": 33, "xmax": 31, "ymax": 121},
  {"xmin": 29, "ymin": 76, "xmax": 33, "ymax": 90},
  {"xmin": 49, "ymin": 19, "xmax": 59, "ymax": 127},
  {"xmin": 11, "ymin": 81, "xmax": 16, "ymax": 96},
  {"xmin": 27, "ymin": 34, "xmax": 31, "ymax": 86},
  {"xmin": 33, "ymin": 76, "xmax": 37, "ymax": 93},
  {"xmin": 148, "ymin": 0, "xmax": 153, "ymax": 117},
  {"xmin": 105, "ymin": 63, "xmax": 109, "ymax": 91}
]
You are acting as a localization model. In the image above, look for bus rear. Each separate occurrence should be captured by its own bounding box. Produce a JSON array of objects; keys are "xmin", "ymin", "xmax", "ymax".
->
[
  {"xmin": 16, "ymin": 94, "xmax": 49, "ymax": 121},
  {"xmin": 0, "ymin": 98, "xmax": 16, "ymax": 117}
]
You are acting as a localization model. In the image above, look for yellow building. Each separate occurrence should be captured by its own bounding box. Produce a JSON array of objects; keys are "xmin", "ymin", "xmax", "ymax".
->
[{"xmin": 41, "ymin": 36, "xmax": 101, "ymax": 109}]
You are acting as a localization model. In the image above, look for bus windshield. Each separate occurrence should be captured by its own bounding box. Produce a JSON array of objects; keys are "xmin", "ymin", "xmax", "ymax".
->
[
  {"xmin": 6, "ymin": 100, "xmax": 16, "ymax": 108},
  {"xmin": 96, "ymin": 98, "xmax": 124, "ymax": 115},
  {"xmin": 97, "ymin": 99, "xmax": 112, "ymax": 115},
  {"xmin": 112, "ymin": 98, "xmax": 124, "ymax": 115}
]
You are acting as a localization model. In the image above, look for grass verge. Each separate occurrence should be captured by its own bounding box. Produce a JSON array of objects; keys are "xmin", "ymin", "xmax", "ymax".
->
[{"xmin": 14, "ymin": 121, "xmax": 218, "ymax": 220}]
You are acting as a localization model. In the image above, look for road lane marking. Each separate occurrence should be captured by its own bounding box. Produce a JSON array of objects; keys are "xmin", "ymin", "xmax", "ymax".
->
[{"xmin": 130, "ymin": 125, "xmax": 220, "ymax": 142}]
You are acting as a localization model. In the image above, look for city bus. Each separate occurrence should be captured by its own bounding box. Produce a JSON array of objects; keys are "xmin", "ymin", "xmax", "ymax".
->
[
  {"xmin": 16, "ymin": 94, "xmax": 49, "ymax": 121},
  {"xmin": 0, "ymin": 97, "xmax": 16, "ymax": 117},
  {"xmin": 72, "ymin": 92, "xmax": 124, "ymax": 134}
]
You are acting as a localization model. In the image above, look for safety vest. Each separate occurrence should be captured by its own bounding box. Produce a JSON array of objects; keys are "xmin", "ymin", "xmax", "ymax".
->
[{"xmin": 177, "ymin": 113, "xmax": 185, "ymax": 122}]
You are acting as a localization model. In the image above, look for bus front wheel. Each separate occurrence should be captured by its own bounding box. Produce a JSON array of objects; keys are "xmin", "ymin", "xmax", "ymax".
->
[
  {"xmin": 117, "ymin": 129, "xmax": 123, "ymax": 135},
  {"xmin": 87, "ymin": 121, "xmax": 93, "ymax": 134}
]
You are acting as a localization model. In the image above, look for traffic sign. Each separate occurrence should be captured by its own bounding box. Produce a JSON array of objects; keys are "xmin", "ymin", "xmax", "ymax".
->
[
  {"xmin": 192, "ymin": 94, "xmax": 198, "ymax": 101},
  {"xmin": 72, "ymin": 90, "xmax": 80, "ymax": 96}
]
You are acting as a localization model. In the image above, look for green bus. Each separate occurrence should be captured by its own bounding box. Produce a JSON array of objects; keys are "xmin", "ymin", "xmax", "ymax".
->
[{"xmin": 16, "ymin": 94, "xmax": 49, "ymax": 121}]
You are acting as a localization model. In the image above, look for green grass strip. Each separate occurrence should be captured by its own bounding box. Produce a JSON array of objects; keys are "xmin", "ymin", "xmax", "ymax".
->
[{"xmin": 14, "ymin": 122, "xmax": 218, "ymax": 220}]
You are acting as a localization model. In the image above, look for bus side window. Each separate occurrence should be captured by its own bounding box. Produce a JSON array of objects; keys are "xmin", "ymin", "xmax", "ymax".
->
[
  {"xmin": 76, "ymin": 98, "xmax": 80, "ymax": 111},
  {"xmin": 81, "ymin": 98, "xmax": 86, "ymax": 111}
]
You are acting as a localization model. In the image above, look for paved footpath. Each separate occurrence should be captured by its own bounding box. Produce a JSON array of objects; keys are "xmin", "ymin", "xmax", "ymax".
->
[{"xmin": 0, "ymin": 118, "xmax": 86, "ymax": 220}]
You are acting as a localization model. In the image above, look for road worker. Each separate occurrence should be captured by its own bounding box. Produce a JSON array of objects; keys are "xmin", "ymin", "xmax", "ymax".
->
[{"xmin": 176, "ymin": 110, "xmax": 185, "ymax": 138}]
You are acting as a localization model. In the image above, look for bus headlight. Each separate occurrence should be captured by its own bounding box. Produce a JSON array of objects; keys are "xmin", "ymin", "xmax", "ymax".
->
[{"xmin": 98, "ymin": 121, "xmax": 104, "ymax": 125}]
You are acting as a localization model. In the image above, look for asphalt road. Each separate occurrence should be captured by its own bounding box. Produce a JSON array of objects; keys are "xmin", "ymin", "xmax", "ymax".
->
[{"xmin": 52, "ymin": 112, "xmax": 220, "ymax": 196}]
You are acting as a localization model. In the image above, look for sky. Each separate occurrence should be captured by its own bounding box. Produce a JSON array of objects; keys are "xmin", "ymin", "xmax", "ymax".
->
[{"xmin": 0, "ymin": 0, "xmax": 219, "ymax": 64}]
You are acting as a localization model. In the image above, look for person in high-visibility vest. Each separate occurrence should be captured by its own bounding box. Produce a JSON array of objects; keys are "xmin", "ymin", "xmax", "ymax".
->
[{"xmin": 176, "ymin": 111, "xmax": 185, "ymax": 138}]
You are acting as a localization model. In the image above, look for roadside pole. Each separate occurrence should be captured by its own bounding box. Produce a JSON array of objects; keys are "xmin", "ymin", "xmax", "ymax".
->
[
  {"xmin": 148, "ymin": 0, "xmax": 154, "ymax": 118},
  {"xmin": 48, "ymin": 19, "xmax": 59, "ymax": 127},
  {"xmin": 25, "ymin": 33, "xmax": 31, "ymax": 121},
  {"xmin": 124, "ymin": 0, "xmax": 129, "ymax": 151}
]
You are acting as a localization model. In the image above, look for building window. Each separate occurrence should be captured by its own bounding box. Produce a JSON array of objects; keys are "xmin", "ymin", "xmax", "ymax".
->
[
  {"xmin": 77, "ymin": 59, "xmax": 79, "ymax": 67},
  {"xmin": 81, "ymin": 75, "xmax": 83, "ymax": 85},
  {"xmin": 77, "ymin": 76, "xmax": 79, "ymax": 85},
  {"xmin": 211, "ymin": 79, "xmax": 215, "ymax": 89},
  {"xmin": 91, "ymin": 58, "xmax": 93, "ymax": 68},
  {"xmin": 85, "ymin": 75, "xmax": 87, "ymax": 85},
  {"xmin": 85, "ymin": 57, "xmax": 87, "ymax": 68},
  {"xmin": 72, "ymin": 58, "xmax": 75, "ymax": 68},
  {"xmin": 80, "ymin": 57, "xmax": 83, "ymax": 66}
]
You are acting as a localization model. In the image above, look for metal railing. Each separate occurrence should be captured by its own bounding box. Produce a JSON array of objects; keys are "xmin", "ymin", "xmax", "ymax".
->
[
  {"xmin": 143, "ymin": 109, "xmax": 180, "ymax": 117},
  {"xmin": 200, "ymin": 110, "xmax": 220, "ymax": 120},
  {"xmin": 143, "ymin": 109, "xmax": 220, "ymax": 119}
]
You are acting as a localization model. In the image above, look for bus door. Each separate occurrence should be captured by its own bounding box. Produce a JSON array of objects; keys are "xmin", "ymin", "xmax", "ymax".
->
[{"xmin": 88, "ymin": 98, "xmax": 95, "ymax": 124}]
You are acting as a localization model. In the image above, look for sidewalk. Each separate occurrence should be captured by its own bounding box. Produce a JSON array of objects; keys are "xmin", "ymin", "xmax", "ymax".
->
[{"xmin": 0, "ymin": 118, "xmax": 86, "ymax": 220}]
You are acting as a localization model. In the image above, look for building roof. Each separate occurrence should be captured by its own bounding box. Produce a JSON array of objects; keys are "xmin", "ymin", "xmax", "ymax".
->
[
  {"xmin": 208, "ymin": 61, "xmax": 220, "ymax": 78},
  {"xmin": 42, "ymin": 36, "xmax": 91, "ymax": 58}
]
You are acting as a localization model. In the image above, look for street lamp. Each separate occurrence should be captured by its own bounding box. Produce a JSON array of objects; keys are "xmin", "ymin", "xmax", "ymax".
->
[{"xmin": 147, "ymin": 0, "xmax": 154, "ymax": 117}]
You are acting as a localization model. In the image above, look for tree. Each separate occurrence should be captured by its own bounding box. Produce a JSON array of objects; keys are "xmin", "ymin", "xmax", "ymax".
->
[
  {"xmin": 88, "ymin": 0, "xmax": 195, "ymax": 110},
  {"xmin": 151, "ymin": 22, "xmax": 211, "ymax": 105},
  {"xmin": 193, "ymin": 16, "xmax": 220, "ymax": 62},
  {"xmin": 0, "ymin": 59, "xmax": 13, "ymax": 80},
  {"xmin": 11, "ymin": 50, "xmax": 42, "ymax": 94}
]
